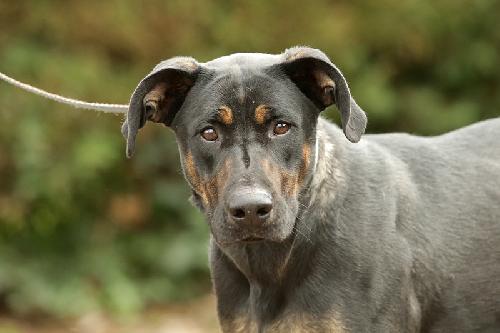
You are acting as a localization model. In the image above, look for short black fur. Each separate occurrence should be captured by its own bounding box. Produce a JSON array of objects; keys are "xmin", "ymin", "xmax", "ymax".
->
[{"xmin": 123, "ymin": 47, "xmax": 500, "ymax": 333}]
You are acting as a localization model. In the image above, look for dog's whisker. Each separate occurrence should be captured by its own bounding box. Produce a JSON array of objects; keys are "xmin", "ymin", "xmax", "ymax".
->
[{"xmin": 292, "ymin": 220, "xmax": 312, "ymax": 244}]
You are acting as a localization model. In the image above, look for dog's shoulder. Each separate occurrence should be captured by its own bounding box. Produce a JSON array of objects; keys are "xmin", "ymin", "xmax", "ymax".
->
[{"xmin": 361, "ymin": 117, "xmax": 500, "ymax": 161}]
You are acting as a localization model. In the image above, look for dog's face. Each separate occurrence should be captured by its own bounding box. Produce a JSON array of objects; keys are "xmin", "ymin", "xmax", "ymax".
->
[
  {"xmin": 122, "ymin": 47, "xmax": 366, "ymax": 246},
  {"xmin": 173, "ymin": 64, "xmax": 320, "ymax": 245}
]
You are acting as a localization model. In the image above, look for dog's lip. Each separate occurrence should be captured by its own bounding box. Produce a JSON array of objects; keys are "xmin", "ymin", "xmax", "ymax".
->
[{"xmin": 239, "ymin": 236, "xmax": 265, "ymax": 243}]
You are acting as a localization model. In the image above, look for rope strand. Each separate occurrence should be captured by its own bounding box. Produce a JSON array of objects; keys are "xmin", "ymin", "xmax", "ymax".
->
[{"xmin": 0, "ymin": 72, "xmax": 128, "ymax": 114}]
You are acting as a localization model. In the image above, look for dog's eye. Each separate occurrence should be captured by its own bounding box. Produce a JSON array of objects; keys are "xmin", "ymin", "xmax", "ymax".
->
[
  {"xmin": 201, "ymin": 127, "xmax": 218, "ymax": 141},
  {"xmin": 273, "ymin": 122, "xmax": 291, "ymax": 136}
]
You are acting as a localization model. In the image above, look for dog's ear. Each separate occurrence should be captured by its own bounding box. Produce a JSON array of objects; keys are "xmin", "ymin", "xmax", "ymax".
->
[
  {"xmin": 280, "ymin": 47, "xmax": 367, "ymax": 143},
  {"xmin": 122, "ymin": 57, "xmax": 201, "ymax": 157}
]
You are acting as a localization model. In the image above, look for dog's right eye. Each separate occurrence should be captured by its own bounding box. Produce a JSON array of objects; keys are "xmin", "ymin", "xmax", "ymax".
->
[
  {"xmin": 201, "ymin": 127, "xmax": 218, "ymax": 141},
  {"xmin": 273, "ymin": 122, "xmax": 291, "ymax": 136}
]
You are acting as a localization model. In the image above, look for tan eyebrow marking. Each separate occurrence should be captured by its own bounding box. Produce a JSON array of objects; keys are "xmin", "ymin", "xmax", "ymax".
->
[
  {"xmin": 218, "ymin": 105, "xmax": 233, "ymax": 125},
  {"xmin": 255, "ymin": 104, "xmax": 270, "ymax": 125}
]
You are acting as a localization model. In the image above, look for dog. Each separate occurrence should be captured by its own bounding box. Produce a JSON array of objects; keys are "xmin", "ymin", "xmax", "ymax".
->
[{"xmin": 122, "ymin": 47, "xmax": 500, "ymax": 332}]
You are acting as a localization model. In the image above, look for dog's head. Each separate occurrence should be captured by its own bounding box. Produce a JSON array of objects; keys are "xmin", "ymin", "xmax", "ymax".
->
[{"xmin": 122, "ymin": 47, "xmax": 366, "ymax": 246}]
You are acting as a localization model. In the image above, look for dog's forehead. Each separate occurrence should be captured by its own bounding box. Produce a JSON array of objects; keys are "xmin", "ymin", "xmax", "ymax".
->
[
  {"xmin": 191, "ymin": 53, "xmax": 287, "ymax": 110},
  {"xmin": 203, "ymin": 52, "xmax": 281, "ymax": 70}
]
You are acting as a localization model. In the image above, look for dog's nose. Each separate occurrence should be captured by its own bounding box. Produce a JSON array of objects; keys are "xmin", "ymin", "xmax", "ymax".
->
[{"xmin": 227, "ymin": 188, "xmax": 273, "ymax": 226}]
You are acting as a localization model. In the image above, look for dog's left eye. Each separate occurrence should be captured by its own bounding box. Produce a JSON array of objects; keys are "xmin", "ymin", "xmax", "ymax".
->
[
  {"xmin": 273, "ymin": 122, "xmax": 291, "ymax": 136},
  {"xmin": 201, "ymin": 127, "xmax": 218, "ymax": 141}
]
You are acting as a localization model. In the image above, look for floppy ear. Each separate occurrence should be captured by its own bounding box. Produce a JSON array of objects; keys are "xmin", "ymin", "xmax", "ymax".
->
[
  {"xmin": 122, "ymin": 57, "xmax": 201, "ymax": 157},
  {"xmin": 280, "ymin": 47, "xmax": 367, "ymax": 143}
]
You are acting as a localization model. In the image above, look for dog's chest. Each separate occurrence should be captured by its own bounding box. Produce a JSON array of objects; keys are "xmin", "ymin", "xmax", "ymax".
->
[
  {"xmin": 220, "ymin": 308, "xmax": 347, "ymax": 333},
  {"xmin": 212, "ymin": 241, "xmax": 348, "ymax": 332}
]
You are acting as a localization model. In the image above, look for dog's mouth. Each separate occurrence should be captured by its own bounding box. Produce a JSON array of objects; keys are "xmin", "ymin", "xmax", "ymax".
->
[
  {"xmin": 211, "ymin": 204, "xmax": 298, "ymax": 246},
  {"xmin": 215, "ymin": 236, "xmax": 267, "ymax": 247},
  {"xmin": 240, "ymin": 236, "xmax": 265, "ymax": 243}
]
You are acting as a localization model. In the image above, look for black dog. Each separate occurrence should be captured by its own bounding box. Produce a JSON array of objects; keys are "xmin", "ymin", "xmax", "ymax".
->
[{"xmin": 122, "ymin": 47, "xmax": 500, "ymax": 332}]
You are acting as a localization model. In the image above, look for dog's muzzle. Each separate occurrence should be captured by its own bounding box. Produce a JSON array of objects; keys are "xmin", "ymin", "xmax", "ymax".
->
[{"xmin": 226, "ymin": 187, "xmax": 273, "ymax": 229}]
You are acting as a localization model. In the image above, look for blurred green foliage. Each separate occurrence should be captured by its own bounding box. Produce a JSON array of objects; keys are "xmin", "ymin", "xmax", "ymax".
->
[{"xmin": 0, "ymin": 0, "xmax": 499, "ymax": 318}]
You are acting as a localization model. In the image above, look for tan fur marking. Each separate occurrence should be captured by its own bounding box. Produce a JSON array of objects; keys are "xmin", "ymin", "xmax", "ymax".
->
[
  {"xmin": 313, "ymin": 70, "xmax": 336, "ymax": 106},
  {"xmin": 218, "ymin": 106, "xmax": 234, "ymax": 125},
  {"xmin": 286, "ymin": 49, "xmax": 308, "ymax": 61},
  {"xmin": 280, "ymin": 170, "xmax": 298, "ymax": 197},
  {"xmin": 313, "ymin": 70, "xmax": 335, "ymax": 89},
  {"xmin": 143, "ymin": 82, "xmax": 168, "ymax": 122},
  {"xmin": 143, "ymin": 75, "xmax": 195, "ymax": 124},
  {"xmin": 280, "ymin": 152, "xmax": 312, "ymax": 196},
  {"xmin": 327, "ymin": 315, "xmax": 347, "ymax": 333},
  {"xmin": 172, "ymin": 58, "xmax": 198, "ymax": 71},
  {"xmin": 260, "ymin": 145, "xmax": 312, "ymax": 198},
  {"xmin": 297, "ymin": 144, "xmax": 311, "ymax": 184},
  {"xmin": 261, "ymin": 159, "xmax": 279, "ymax": 195},
  {"xmin": 224, "ymin": 312, "xmax": 346, "ymax": 332},
  {"xmin": 261, "ymin": 159, "xmax": 299, "ymax": 198},
  {"xmin": 144, "ymin": 82, "xmax": 168, "ymax": 104},
  {"xmin": 202, "ymin": 179, "xmax": 216, "ymax": 208},
  {"xmin": 184, "ymin": 152, "xmax": 232, "ymax": 209},
  {"xmin": 184, "ymin": 152, "xmax": 197, "ymax": 185},
  {"xmin": 255, "ymin": 104, "xmax": 270, "ymax": 125},
  {"xmin": 184, "ymin": 152, "xmax": 208, "ymax": 205},
  {"xmin": 223, "ymin": 316, "xmax": 257, "ymax": 333},
  {"xmin": 202, "ymin": 158, "xmax": 231, "ymax": 208}
]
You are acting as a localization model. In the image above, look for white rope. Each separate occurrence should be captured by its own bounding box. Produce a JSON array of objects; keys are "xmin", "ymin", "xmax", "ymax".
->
[{"xmin": 0, "ymin": 72, "xmax": 128, "ymax": 114}]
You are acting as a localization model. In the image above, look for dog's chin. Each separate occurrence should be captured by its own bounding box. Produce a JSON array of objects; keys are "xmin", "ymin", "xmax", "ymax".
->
[
  {"xmin": 211, "ymin": 218, "xmax": 296, "ymax": 247},
  {"xmin": 207, "ymin": 201, "xmax": 299, "ymax": 247}
]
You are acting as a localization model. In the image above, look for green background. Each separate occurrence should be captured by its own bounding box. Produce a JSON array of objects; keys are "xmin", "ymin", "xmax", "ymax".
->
[{"xmin": 0, "ymin": 0, "xmax": 499, "ymax": 318}]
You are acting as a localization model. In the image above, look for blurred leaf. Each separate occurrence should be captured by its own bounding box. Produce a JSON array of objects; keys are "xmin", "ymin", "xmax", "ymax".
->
[{"xmin": 0, "ymin": 0, "xmax": 499, "ymax": 320}]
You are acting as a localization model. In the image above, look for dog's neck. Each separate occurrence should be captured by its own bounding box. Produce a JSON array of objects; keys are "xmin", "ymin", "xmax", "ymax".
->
[
  {"xmin": 213, "ymin": 118, "xmax": 346, "ymax": 287},
  {"xmin": 210, "ymin": 119, "xmax": 356, "ymax": 329}
]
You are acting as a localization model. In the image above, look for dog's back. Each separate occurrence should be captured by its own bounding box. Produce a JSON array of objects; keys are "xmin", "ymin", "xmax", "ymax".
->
[{"xmin": 363, "ymin": 118, "xmax": 500, "ymax": 331}]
